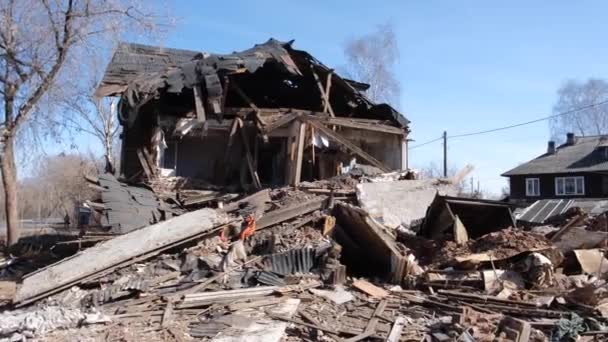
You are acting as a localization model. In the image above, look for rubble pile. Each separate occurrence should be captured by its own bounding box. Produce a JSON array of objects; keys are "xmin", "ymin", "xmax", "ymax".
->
[{"xmin": 3, "ymin": 172, "xmax": 608, "ymax": 341}]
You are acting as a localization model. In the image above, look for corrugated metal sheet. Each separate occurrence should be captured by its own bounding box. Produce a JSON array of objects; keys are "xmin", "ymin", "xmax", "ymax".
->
[
  {"xmin": 518, "ymin": 198, "xmax": 608, "ymax": 224},
  {"xmin": 255, "ymin": 271, "xmax": 286, "ymax": 287},
  {"xmin": 263, "ymin": 248, "xmax": 316, "ymax": 275}
]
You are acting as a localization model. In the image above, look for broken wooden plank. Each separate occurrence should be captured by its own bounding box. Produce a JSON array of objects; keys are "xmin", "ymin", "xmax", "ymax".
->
[
  {"xmin": 302, "ymin": 188, "xmax": 356, "ymax": 195},
  {"xmin": 257, "ymin": 197, "xmax": 326, "ymax": 229},
  {"xmin": 141, "ymin": 147, "xmax": 157, "ymax": 175},
  {"xmin": 221, "ymin": 189, "xmax": 271, "ymax": 214},
  {"xmin": 193, "ymin": 84, "xmax": 207, "ymax": 123},
  {"xmin": 345, "ymin": 299, "xmax": 388, "ymax": 342},
  {"xmin": 178, "ymin": 286, "xmax": 278, "ymax": 309},
  {"xmin": 161, "ymin": 300, "xmax": 174, "ymax": 328},
  {"xmin": 84, "ymin": 174, "xmax": 99, "ymax": 184},
  {"xmin": 550, "ymin": 214, "xmax": 586, "ymax": 242},
  {"xmin": 14, "ymin": 208, "xmax": 229, "ymax": 306},
  {"xmin": 386, "ymin": 316, "xmax": 406, "ymax": 342},
  {"xmin": 352, "ymin": 279, "xmax": 389, "ymax": 299},
  {"xmin": 136, "ymin": 148, "xmax": 153, "ymax": 179},
  {"xmin": 304, "ymin": 118, "xmax": 389, "ymax": 172}
]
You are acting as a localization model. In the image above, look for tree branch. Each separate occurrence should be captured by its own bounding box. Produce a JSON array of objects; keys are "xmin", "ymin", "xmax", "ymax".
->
[{"xmin": 13, "ymin": 0, "xmax": 74, "ymax": 130}]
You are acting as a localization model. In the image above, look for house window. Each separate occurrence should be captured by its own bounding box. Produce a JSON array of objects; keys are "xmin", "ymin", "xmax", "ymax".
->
[
  {"xmin": 525, "ymin": 178, "xmax": 540, "ymax": 197},
  {"xmin": 555, "ymin": 176, "xmax": 585, "ymax": 196}
]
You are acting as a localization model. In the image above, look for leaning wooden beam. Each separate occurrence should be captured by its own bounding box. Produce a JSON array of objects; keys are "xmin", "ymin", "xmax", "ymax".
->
[
  {"xmin": 13, "ymin": 208, "xmax": 229, "ymax": 306},
  {"xmin": 141, "ymin": 148, "xmax": 158, "ymax": 175},
  {"xmin": 262, "ymin": 112, "xmax": 299, "ymax": 133},
  {"xmin": 304, "ymin": 118, "xmax": 390, "ymax": 172},
  {"xmin": 136, "ymin": 148, "xmax": 153, "ymax": 179},
  {"xmin": 237, "ymin": 118, "xmax": 262, "ymax": 189},
  {"xmin": 323, "ymin": 71, "xmax": 333, "ymax": 114},
  {"xmin": 309, "ymin": 116, "xmax": 405, "ymax": 135},
  {"xmin": 309, "ymin": 65, "xmax": 335, "ymax": 117},
  {"xmin": 193, "ymin": 84, "xmax": 207, "ymax": 123},
  {"xmin": 231, "ymin": 81, "xmax": 259, "ymax": 112},
  {"xmin": 222, "ymin": 118, "xmax": 240, "ymax": 180},
  {"xmin": 257, "ymin": 197, "xmax": 327, "ymax": 229}
]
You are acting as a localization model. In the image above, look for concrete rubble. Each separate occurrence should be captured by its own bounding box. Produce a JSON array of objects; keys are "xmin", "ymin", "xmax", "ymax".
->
[{"xmin": 2, "ymin": 170, "xmax": 608, "ymax": 341}]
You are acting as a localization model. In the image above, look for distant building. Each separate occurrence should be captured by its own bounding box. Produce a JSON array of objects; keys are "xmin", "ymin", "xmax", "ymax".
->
[{"xmin": 502, "ymin": 133, "xmax": 608, "ymax": 201}]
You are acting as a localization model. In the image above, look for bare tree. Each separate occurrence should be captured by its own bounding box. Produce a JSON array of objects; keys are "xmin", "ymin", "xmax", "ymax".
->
[
  {"xmin": 550, "ymin": 79, "xmax": 608, "ymax": 141},
  {"xmin": 343, "ymin": 23, "xmax": 401, "ymax": 105},
  {"xmin": 0, "ymin": 0, "xmax": 166, "ymax": 246},
  {"xmin": 65, "ymin": 76, "xmax": 120, "ymax": 173}
]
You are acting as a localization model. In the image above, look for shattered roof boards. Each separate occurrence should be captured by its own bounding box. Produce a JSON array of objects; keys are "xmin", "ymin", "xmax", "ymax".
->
[{"xmin": 95, "ymin": 39, "xmax": 409, "ymax": 128}]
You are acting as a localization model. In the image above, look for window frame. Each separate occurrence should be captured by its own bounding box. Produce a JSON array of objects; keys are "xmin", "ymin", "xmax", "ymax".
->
[
  {"xmin": 555, "ymin": 176, "xmax": 585, "ymax": 196},
  {"xmin": 525, "ymin": 177, "xmax": 540, "ymax": 197}
]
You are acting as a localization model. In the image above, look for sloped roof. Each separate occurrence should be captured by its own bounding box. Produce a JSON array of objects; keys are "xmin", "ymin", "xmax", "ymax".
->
[
  {"xmin": 95, "ymin": 43, "xmax": 201, "ymax": 97},
  {"xmin": 502, "ymin": 135, "xmax": 608, "ymax": 176}
]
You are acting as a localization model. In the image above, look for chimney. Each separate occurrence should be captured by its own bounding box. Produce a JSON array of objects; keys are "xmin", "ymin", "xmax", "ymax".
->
[
  {"xmin": 566, "ymin": 133, "xmax": 576, "ymax": 145},
  {"xmin": 547, "ymin": 140, "xmax": 556, "ymax": 154}
]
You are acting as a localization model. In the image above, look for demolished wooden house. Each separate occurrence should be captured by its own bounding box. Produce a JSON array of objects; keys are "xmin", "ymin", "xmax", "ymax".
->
[{"xmin": 96, "ymin": 39, "xmax": 410, "ymax": 188}]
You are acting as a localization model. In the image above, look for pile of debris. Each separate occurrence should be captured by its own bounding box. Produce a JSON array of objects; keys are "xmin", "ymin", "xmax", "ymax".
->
[{"xmin": 2, "ymin": 169, "xmax": 608, "ymax": 341}]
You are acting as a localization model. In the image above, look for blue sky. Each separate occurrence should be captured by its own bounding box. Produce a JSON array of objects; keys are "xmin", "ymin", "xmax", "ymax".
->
[{"xmin": 73, "ymin": 1, "xmax": 608, "ymax": 194}]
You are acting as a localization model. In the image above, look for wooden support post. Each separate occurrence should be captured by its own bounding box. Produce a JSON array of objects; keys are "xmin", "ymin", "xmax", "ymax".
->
[
  {"xmin": 193, "ymin": 85, "xmax": 206, "ymax": 123},
  {"xmin": 310, "ymin": 125, "xmax": 315, "ymax": 166},
  {"xmin": 237, "ymin": 119, "xmax": 262, "ymax": 189},
  {"xmin": 304, "ymin": 118, "xmax": 390, "ymax": 172},
  {"xmin": 221, "ymin": 119, "xmax": 240, "ymax": 183},
  {"xmin": 285, "ymin": 120, "xmax": 306, "ymax": 186}
]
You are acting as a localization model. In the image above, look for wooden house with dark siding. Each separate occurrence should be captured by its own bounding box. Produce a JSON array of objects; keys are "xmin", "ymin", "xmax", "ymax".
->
[{"xmin": 502, "ymin": 133, "xmax": 608, "ymax": 201}]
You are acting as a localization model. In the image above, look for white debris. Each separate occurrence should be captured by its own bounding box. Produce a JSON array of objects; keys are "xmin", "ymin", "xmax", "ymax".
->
[{"xmin": 0, "ymin": 306, "xmax": 85, "ymax": 339}]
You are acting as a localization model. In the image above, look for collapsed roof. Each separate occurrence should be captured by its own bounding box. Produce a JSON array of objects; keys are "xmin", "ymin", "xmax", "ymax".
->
[{"xmin": 96, "ymin": 39, "xmax": 409, "ymax": 129}]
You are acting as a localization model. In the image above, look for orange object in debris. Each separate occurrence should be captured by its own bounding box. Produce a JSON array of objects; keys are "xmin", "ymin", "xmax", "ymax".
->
[{"xmin": 239, "ymin": 215, "xmax": 256, "ymax": 240}]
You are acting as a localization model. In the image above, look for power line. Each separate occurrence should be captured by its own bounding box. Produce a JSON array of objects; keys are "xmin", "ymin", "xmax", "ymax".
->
[
  {"xmin": 409, "ymin": 136, "xmax": 443, "ymax": 149},
  {"xmin": 448, "ymin": 99, "xmax": 608, "ymax": 139}
]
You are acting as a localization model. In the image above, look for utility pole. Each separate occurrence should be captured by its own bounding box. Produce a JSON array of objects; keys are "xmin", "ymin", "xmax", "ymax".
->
[{"xmin": 443, "ymin": 131, "xmax": 447, "ymax": 178}]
